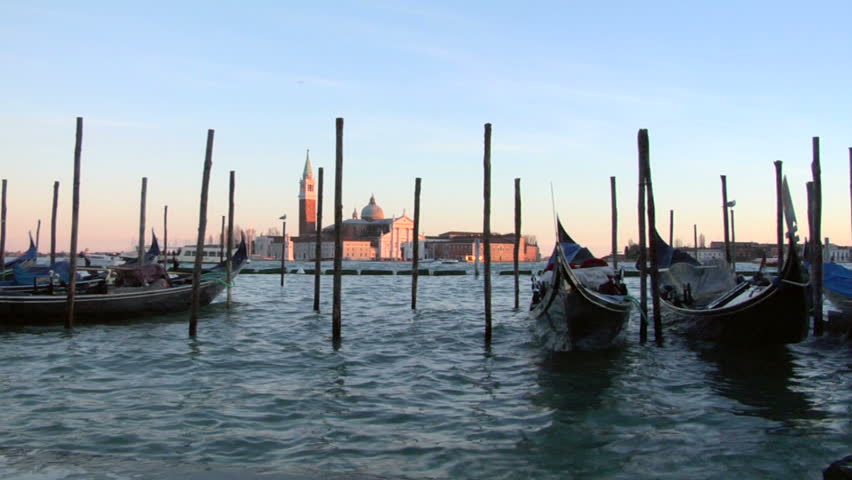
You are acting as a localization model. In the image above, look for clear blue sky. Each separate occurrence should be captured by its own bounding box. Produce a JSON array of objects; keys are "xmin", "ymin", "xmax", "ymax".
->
[{"xmin": 2, "ymin": 1, "xmax": 851, "ymax": 255}]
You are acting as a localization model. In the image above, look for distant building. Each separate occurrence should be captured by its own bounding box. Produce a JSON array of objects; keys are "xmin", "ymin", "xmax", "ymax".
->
[
  {"xmin": 424, "ymin": 232, "xmax": 540, "ymax": 262},
  {"xmin": 825, "ymin": 243, "xmax": 851, "ymax": 263},
  {"xmin": 254, "ymin": 234, "xmax": 293, "ymax": 261},
  {"xmin": 290, "ymin": 154, "xmax": 421, "ymax": 260}
]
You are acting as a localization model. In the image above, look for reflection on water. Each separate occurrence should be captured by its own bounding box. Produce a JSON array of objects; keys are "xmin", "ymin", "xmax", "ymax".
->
[{"xmin": 697, "ymin": 344, "xmax": 822, "ymax": 424}]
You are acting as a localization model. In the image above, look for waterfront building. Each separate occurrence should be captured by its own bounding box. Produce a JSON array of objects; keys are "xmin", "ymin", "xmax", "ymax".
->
[
  {"xmin": 424, "ymin": 232, "xmax": 540, "ymax": 262},
  {"xmin": 291, "ymin": 154, "xmax": 421, "ymax": 261}
]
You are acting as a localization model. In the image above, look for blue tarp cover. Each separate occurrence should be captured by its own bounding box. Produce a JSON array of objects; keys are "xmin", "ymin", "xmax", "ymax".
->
[{"xmin": 824, "ymin": 263, "xmax": 852, "ymax": 297}]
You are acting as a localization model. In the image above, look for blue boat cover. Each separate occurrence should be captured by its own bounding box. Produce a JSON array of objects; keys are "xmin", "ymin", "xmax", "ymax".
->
[
  {"xmin": 4, "ymin": 234, "xmax": 37, "ymax": 269},
  {"xmin": 11, "ymin": 261, "xmax": 76, "ymax": 286},
  {"xmin": 824, "ymin": 263, "xmax": 852, "ymax": 297}
]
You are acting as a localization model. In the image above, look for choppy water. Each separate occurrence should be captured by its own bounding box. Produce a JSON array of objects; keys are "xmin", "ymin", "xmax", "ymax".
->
[{"xmin": 1, "ymin": 261, "xmax": 850, "ymax": 479}]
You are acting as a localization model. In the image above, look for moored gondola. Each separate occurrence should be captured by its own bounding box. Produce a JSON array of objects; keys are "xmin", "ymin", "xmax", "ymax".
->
[
  {"xmin": 530, "ymin": 220, "xmax": 632, "ymax": 352},
  {"xmin": 654, "ymin": 232, "xmax": 808, "ymax": 345},
  {"xmin": 0, "ymin": 235, "xmax": 248, "ymax": 325}
]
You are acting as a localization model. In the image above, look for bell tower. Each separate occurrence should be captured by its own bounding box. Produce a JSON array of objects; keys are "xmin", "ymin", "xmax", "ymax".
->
[{"xmin": 299, "ymin": 149, "xmax": 317, "ymax": 236}]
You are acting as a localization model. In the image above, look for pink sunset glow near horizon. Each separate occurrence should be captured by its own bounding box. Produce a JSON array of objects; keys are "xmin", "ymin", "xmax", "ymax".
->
[{"xmin": 2, "ymin": 3, "xmax": 852, "ymax": 257}]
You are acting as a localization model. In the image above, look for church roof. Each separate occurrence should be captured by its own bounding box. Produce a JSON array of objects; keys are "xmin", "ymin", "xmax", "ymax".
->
[
  {"xmin": 302, "ymin": 149, "xmax": 312, "ymax": 178},
  {"xmin": 360, "ymin": 194, "xmax": 385, "ymax": 221}
]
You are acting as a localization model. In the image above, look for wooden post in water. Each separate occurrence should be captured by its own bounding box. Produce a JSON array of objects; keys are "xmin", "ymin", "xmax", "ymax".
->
[
  {"xmin": 410, "ymin": 178, "xmax": 423, "ymax": 301},
  {"xmin": 812, "ymin": 137, "xmax": 824, "ymax": 336},
  {"xmin": 849, "ymin": 148, "xmax": 852, "ymax": 245},
  {"xmin": 35, "ymin": 219, "xmax": 41, "ymax": 251},
  {"xmin": 807, "ymin": 182, "xmax": 815, "ymax": 256},
  {"xmin": 411, "ymin": 177, "xmax": 422, "ymax": 310},
  {"xmin": 669, "ymin": 209, "xmax": 674, "ymax": 247},
  {"xmin": 721, "ymin": 175, "xmax": 731, "ymax": 264},
  {"xmin": 50, "ymin": 181, "xmax": 59, "ymax": 265},
  {"xmin": 730, "ymin": 208, "xmax": 736, "ymax": 273},
  {"xmin": 0, "ymin": 179, "xmax": 6, "ymax": 274},
  {"xmin": 279, "ymin": 215, "xmax": 287, "ymax": 284},
  {"xmin": 138, "ymin": 177, "xmax": 147, "ymax": 265},
  {"xmin": 774, "ymin": 160, "xmax": 784, "ymax": 271},
  {"xmin": 513, "ymin": 178, "xmax": 521, "ymax": 310},
  {"xmin": 65, "ymin": 117, "xmax": 83, "ymax": 330},
  {"xmin": 693, "ymin": 224, "xmax": 698, "ymax": 259},
  {"xmin": 219, "ymin": 215, "xmax": 225, "ymax": 263},
  {"xmin": 474, "ymin": 239, "xmax": 480, "ymax": 277},
  {"xmin": 483, "ymin": 123, "xmax": 493, "ymax": 345},
  {"xmin": 226, "ymin": 170, "xmax": 235, "ymax": 307},
  {"xmin": 610, "ymin": 176, "xmax": 618, "ymax": 270},
  {"xmin": 313, "ymin": 167, "xmax": 324, "ymax": 312},
  {"xmin": 189, "ymin": 129, "xmax": 214, "ymax": 337},
  {"xmin": 637, "ymin": 130, "xmax": 648, "ymax": 344},
  {"xmin": 332, "ymin": 118, "xmax": 344, "ymax": 343},
  {"xmin": 163, "ymin": 205, "xmax": 169, "ymax": 270},
  {"xmin": 640, "ymin": 129, "xmax": 663, "ymax": 345}
]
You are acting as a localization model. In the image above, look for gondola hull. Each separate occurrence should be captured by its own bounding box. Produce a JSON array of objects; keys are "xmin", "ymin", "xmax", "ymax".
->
[
  {"xmin": 660, "ymin": 243, "xmax": 809, "ymax": 345},
  {"xmin": 0, "ymin": 238, "xmax": 248, "ymax": 326},
  {"xmin": 530, "ymin": 250, "xmax": 631, "ymax": 352},
  {"xmin": 0, "ymin": 280, "xmax": 229, "ymax": 325}
]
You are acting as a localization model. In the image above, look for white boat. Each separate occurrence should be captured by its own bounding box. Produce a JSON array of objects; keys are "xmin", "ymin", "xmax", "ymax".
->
[
  {"xmin": 172, "ymin": 245, "xmax": 242, "ymax": 265},
  {"xmin": 82, "ymin": 252, "xmax": 122, "ymax": 268}
]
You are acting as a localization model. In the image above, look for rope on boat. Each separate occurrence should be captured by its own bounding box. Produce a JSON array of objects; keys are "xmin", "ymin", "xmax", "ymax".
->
[
  {"xmin": 624, "ymin": 295, "xmax": 649, "ymax": 324},
  {"xmin": 781, "ymin": 279, "xmax": 809, "ymax": 288},
  {"xmin": 200, "ymin": 272, "xmax": 235, "ymax": 287}
]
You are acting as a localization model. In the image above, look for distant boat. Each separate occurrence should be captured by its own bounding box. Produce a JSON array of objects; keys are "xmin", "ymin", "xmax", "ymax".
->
[
  {"xmin": 172, "ymin": 244, "xmax": 241, "ymax": 265},
  {"xmin": 529, "ymin": 219, "xmax": 632, "ymax": 352},
  {"xmin": 82, "ymin": 252, "xmax": 122, "ymax": 268},
  {"xmin": 440, "ymin": 259, "xmax": 459, "ymax": 264}
]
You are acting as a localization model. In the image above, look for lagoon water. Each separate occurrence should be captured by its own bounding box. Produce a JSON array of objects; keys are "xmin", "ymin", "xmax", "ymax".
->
[{"xmin": 1, "ymin": 261, "xmax": 850, "ymax": 479}]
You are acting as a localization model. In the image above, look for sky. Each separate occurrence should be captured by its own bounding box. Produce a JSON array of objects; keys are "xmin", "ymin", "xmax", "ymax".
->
[{"xmin": 2, "ymin": 1, "xmax": 852, "ymax": 256}]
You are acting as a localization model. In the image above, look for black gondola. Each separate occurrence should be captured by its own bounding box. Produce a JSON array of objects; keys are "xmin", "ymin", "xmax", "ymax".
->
[
  {"xmin": 654, "ymin": 231, "xmax": 808, "ymax": 345},
  {"xmin": 529, "ymin": 220, "xmax": 632, "ymax": 352},
  {"xmin": 0, "ymin": 236, "xmax": 248, "ymax": 325}
]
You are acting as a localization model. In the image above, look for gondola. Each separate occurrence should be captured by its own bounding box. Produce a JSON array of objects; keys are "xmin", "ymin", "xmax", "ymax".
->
[
  {"xmin": 654, "ymin": 231, "xmax": 808, "ymax": 345},
  {"xmin": 1, "ymin": 234, "xmax": 37, "ymax": 279},
  {"xmin": 530, "ymin": 220, "xmax": 632, "ymax": 352},
  {"xmin": 0, "ymin": 236, "xmax": 248, "ymax": 325}
]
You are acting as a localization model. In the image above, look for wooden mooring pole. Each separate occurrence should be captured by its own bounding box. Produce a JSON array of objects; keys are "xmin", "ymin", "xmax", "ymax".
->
[
  {"xmin": 812, "ymin": 137, "xmax": 824, "ymax": 336},
  {"xmin": 669, "ymin": 209, "xmax": 674, "ymax": 247},
  {"xmin": 640, "ymin": 129, "xmax": 663, "ymax": 345},
  {"xmin": 220, "ymin": 215, "xmax": 225, "ymax": 263},
  {"xmin": 279, "ymin": 214, "xmax": 286, "ymax": 286},
  {"xmin": 332, "ymin": 118, "xmax": 344, "ymax": 344},
  {"xmin": 610, "ymin": 176, "xmax": 618, "ymax": 270},
  {"xmin": 226, "ymin": 170, "xmax": 235, "ymax": 307},
  {"xmin": 50, "ymin": 181, "xmax": 59, "ymax": 265},
  {"xmin": 774, "ymin": 161, "xmax": 784, "ymax": 271},
  {"xmin": 411, "ymin": 177, "xmax": 422, "ymax": 309},
  {"xmin": 189, "ymin": 129, "xmax": 214, "ymax": 337},
  {"xmin": 65, "ymin": 117, "xmax": 83, "ymax": 329},
  {"xmin": 693, "ymin": 224, "xmax": 698, "ymax": 259},
  {"xmin": 138, "ymin": 177, "xmax": 147, "ymax": 265},
  {"xmin": 163, "ymin": 205, "xmax": 169, "ymax": 270},
  {"xmin": 721, "ymin": 175, "xmax": 731, "ymax": 264},
  {"xmin": 313, "ymin": 167, "xmax": 324, "ymax": 312},
  {"xmin": 483, "ymin": 123, "xmax": 493, "ymax": 345},
  {"xmin": 0, "ymin": 179, "xmax": 6, "ymax": 274},
  {"xmin": 35, "ymin": 219, "xmax": 41, "ymax": 251},
  {"xmin": 637, "ymin": 130, "xmax": 648, "ymax": 344},
  {"xmin": 513, "ymin": 177, "xmax": 521, "ymax": 310}
]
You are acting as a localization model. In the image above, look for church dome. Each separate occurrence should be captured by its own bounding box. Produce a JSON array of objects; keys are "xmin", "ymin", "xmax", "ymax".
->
[{"xmin": 360, "ymin": 194, "xmax": 384, "ymax": 221}]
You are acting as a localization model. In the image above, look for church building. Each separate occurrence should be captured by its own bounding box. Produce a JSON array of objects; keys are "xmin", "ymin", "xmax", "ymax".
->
[{"xmin": 291, "ymin": 152, "xmax": 421, "ymax": 261}]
